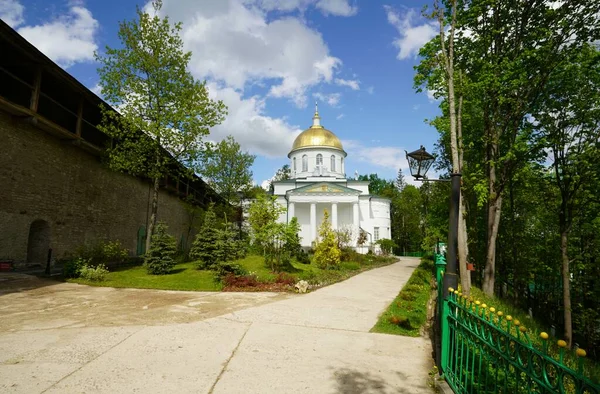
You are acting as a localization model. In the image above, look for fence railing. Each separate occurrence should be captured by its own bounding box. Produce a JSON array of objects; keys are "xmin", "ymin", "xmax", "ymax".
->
[{"xmin": 435, "ymin": 253, "xmax": 600, "ymax": 394}]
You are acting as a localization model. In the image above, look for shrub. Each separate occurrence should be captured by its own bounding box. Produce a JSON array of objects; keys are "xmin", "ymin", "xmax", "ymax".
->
[
  {"xmin": 63, "ymin": 257, "xmax": 86, "ymax": 278},
  {"xmin": 313, "ymin": 210, "xmax": 341, "ymax": 269},
  {"xmin": 144, "ymin": 222, "xmax": 177, "ymax": 275},
  {"xmin": 274, "ymin": 272, "xmax": 296, "ymax": 285},
  {"xmin": 72, "ymin": 240, "xmax": 129, "ymax": 266},
  {"xmin": 190, "ymin": 203, "xmax": 220, "ymax": 269},
  {"xmin": 79, "ymin": 264, "xmax": 109, "ymax": 281},
  {"xmin": 222, "ymin": 273, "xmax": 259, "ymax": 287},
  {"xmin": 295, "ymin": 250, "xmax": 311, "ymax": 264},
  {"xmin": 215, "ymin": 261, "xmax": 247, "ymax": 280},
  {"xmin": 376, "ymin": 239, "xmax": 396, "ymax": 256}
]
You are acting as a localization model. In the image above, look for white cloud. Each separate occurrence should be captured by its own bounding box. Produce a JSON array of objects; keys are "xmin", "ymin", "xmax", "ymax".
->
[
  {"xmin": 384, "ymin": 5, "xmax": 437, "ymax": 60},
  {"xmin": 344, "ymin": 140, "xmax": 408, "ymax": 170},
  {"xmin": 256, "ymin": 0, "xmax": 357, "ymax": 16},
  {"xmin": 153, "ymin": 0, "xmax": 344, "ymax": 108},
  {"xmin": 336, "ymin": 113, "xmax": 345, "ymax": 120},
  {"xmin": 0, "ymin": 0, "xmax": 24, "ymax": 28},
  {"xmin": 16, "ymin": 6, "xmax": 99, "ymax": 68},
  {"xmin": 315, "ymin": 0, "xmax": 357, "ymax": 16},
  {"xmin": 90, "ymin": 83, "xmax": 102, "ymax": 97},
  {"xmin": 335, "ymin": 78, "xmax": 360, "ymax": 90},
  {"xmin": 313, "ymin": 92, "xmax": 341, "ymax": 106},
  {"xmin": 206, "ymin": 83, "xmax": 301, "ymax": 158},
  {"xmin": 427, "ymin": 88, "xmax": 441, "ymax": 102}
]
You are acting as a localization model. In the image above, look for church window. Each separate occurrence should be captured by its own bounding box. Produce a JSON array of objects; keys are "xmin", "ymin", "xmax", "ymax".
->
[
  {"xmin": 374, "ymin": 227, "xmax": 380, "ymax": 241},
  {"xmin": 316, "ymin": 154, "xmax": 323, "ymax": 166},
  {"xmin": 341, "ymin": 157, "xmax": 344, "ymax": 173},
  {"xmin": 293, "ymin": 157, "xmax": 297, "ymax": 171},
  {"xmin": 302, "ymin": 155, "xmax": 308, "ymax": 171},
  {"xmin": 330, "ymin": 155, "xmax": 336, "ymax": 171}
]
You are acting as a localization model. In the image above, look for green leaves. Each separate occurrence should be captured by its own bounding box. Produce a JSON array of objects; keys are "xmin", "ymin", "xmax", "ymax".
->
[
  {"xmin": 198, "ymin": 135, "xmax": 256, "ymax": 204},
  {"xmin": 95, "ymin": 0, "xmax": 227, "ymax": 182}
]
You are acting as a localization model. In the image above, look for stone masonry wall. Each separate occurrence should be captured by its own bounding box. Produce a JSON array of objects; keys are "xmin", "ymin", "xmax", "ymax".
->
[{"xmin": 0, "ymin": 111, "xmax": 194, "ymax": 267}]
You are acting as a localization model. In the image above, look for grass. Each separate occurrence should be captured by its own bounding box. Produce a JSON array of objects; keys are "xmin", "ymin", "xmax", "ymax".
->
[
  {"xmin": 69, "ymin": 261, "xmax": 222, "ymax": 291},
  {"xmin": 370, "ymin": 256, "xmax": 434, "ymax": 337},
  {"xmin": 68, "ymin": 253, "xmax": 397, "ymax": 292},
  {"xmin": 467, "ymin": 286, "xmax": 600, "ymax": 384}
]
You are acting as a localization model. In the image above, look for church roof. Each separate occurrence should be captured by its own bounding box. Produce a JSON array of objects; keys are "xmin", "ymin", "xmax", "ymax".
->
[
  {"xmin": 288, "ymin": 182, "xmax": 361, "ymax": 195},
  {"xmin": 289, "ymin": 104, "xmax": 344, "ymax": 154}
]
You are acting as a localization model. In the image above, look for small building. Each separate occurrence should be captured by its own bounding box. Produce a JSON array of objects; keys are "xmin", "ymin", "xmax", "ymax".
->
[{"xmin": 271, "ymin": 106, "xmax": 391, "ymax": 251}]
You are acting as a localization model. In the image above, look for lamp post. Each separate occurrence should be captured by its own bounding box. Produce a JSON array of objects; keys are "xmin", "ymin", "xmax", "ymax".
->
[{"xmin": 405, "ymin": 146, "xmax": 459, "ymax": 298}]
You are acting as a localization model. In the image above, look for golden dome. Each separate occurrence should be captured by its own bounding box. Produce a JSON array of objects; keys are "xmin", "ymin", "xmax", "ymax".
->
[{"xmin": 289, "ymin": 104, "xmax": 344, "ymax": 154}]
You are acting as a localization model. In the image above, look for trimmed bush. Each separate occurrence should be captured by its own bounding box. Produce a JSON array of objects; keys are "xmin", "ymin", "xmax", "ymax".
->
[
  {"xmin": 79, "ymin": 264, "xmax": 109, "ymax": 281},
  {"xmin": 144, "ymin": 222, "xmax": 177, "ymax": 275},
  {"xmin": 63, "ymin": 257, "xmax": 87, "ymax": 278}
]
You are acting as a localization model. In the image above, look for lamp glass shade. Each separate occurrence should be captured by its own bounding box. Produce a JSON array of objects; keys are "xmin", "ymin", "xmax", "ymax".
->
[{"xmin": 406, "ymin": 146, "xmax": 435, "ymax": 179}]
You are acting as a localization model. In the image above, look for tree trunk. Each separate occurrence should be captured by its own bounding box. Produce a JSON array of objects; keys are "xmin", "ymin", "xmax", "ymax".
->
[
  {"xmin": 458, "ymin": 196, "xmax": 471, "ymax": 294},
  {"xmin": 145, "ymin": 175, "xmax": 160, "ymax": 253},
  {"xmin": 456, "ymin": 90, "xmax": 471, "ymax": 294},
  {"xmin": 560, "ymin": 224, "xmax": 573, "ymax": 348},
  {"xmin": 483, "ymin": 192, "xmax": 502, "ymax": 296}
]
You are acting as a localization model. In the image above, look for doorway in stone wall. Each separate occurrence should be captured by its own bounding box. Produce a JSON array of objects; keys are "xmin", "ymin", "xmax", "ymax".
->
[{"xmin": 27, "ymin": 219, "xmax": 51, "ymax": 265}]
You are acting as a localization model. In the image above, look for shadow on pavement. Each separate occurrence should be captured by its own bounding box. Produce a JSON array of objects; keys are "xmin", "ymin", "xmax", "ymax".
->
[
  {"xmin": 333, "ymin": 368, "xmax": 414, "ymax": 394},
  {"xmin": 0, "ymin": 272, "xmax": 64, "ymax": 296}
]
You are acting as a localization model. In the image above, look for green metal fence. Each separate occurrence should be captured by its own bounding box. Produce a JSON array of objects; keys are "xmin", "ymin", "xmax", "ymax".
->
[{"xmin": 435, "ymin": 254, "xmax": 600, "ymax": 394}]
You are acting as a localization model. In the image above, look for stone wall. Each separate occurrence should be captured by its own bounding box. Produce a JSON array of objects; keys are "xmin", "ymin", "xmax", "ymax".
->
[{"xmin": 0, "ymin": 111, "xmax": 195, "ymax": 267}]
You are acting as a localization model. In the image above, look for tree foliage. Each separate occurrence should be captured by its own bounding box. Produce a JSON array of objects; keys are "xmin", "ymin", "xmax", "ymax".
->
[
  {"xmin": 199, "ymin": 135, "xmax": 255, "ymax": 204},
  {"xmin": 95, "ymin": 0, "xmax": 227, "ymax": 251}
]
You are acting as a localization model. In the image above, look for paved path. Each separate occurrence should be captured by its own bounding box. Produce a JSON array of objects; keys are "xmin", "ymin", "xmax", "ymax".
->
[{"xmin": 0, "ymin": 258, "xmax": 433, "ymax": 393}]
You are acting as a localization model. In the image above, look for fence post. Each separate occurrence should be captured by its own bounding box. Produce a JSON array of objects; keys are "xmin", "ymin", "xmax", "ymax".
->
[{"xmin": 434, "ymin": 252, "xmax": 447, "ymax": 373}]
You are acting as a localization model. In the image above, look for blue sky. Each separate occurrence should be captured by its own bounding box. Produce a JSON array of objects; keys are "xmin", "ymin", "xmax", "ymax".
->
[{"xmin": 1, "ymin": 0, "xmax": 443, "ymax": 186}]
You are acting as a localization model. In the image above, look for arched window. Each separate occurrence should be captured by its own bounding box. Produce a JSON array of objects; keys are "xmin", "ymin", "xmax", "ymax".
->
[
  {"xmin": 293, "ymin": 157, "xmax": 297, "ymax": 171},
  {"xmin": 316, "ymin": 154, "xmax": 323, "ymax": 166},
  {"xmin": 341, "ymin": 157, "xmax": 344, "ymax": 173},
  {"xmin": 302, "ymin": 155, "xmax": 308, "ymax": 171},
  {"xmin": 330, "ymin": 155, "xmax": 336, "ymax": 171}
]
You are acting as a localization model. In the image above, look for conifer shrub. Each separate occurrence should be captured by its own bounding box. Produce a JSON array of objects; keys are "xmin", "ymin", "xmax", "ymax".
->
[
  {"xmin": 190, "ymin": 204, "xmax": 220, "ymax": 269},
  {"xmin": 144, "ymin": 222, "xmax": 177, "ymax": 275},
  {"xmin": 313, "ymin": 210, "xmax": 341, "ymax": 269}
]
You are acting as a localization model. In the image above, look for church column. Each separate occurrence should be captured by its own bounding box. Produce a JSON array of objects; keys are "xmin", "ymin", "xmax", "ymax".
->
[
  {"xmin": 310, "ymin": 203, "xmax": 317, "ymax": 244},
  {"xmin": 353, "ymin": 201, "xmax": 360, "ymax": 245},
  {"xmin": 331, "ymin": 202, "xmax": 338, "ymax": 230},
  {"xmin": 288, "ymin": 201, "xmax": 295, "ymax": 223}
]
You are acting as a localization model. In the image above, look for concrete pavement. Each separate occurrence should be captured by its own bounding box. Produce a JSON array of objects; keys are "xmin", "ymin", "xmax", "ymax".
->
[{"xmin": 0, "ymin": 257, "xmax": 433, "ymax": 393}]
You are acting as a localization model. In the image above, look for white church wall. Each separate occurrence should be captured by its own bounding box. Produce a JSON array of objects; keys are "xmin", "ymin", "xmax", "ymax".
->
[
  {"xmin": 273, "ymin": 182, "xmax": 296, "ymax": 195},
  {"xmin": 346, "ymin": 181, "xmax": 370, "ymax": 194},
  {"xmin": 275, "ymin": 196, "xmax": 287, "ymax": 224}
]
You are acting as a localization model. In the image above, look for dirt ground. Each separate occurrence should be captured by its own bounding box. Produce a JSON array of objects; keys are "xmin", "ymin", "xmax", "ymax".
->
[{"xmin": 0, "ymin": 273, "xmax": 292, "ymax": 331}]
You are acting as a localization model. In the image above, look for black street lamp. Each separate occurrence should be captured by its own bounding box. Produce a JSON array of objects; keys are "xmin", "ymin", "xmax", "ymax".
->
[{"xmin": 406, "ymin": 146, "xmax": 459, "ymax": 298}]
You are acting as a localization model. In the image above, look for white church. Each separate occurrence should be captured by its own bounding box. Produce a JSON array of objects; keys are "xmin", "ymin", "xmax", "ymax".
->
[{"xmin": 271, "ymin": 106, "xmax": 391, "ymax": 251}]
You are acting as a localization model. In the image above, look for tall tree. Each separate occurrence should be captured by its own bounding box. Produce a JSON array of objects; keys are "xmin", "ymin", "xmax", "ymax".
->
[
  {"xmin": 416, "ymin": 0, "xmax": 472, "ymax": 293},
  {"xmin": 96, "ymin": 0, "xmax": 227, "ymax": 251},
  {"xmin": 454, "ymin": 0, "xmax": 600, "ymax": 295},
  {"xmin": 199, "ymin": 135, "xmax": 256, "ymax": 204},
  {"xmin": 395, "ymin": 168, "xmax": 406, "ymax": 191},
  {"xmin": 532, "ymin": 44, "xmax": 600, "ymax": 347}
]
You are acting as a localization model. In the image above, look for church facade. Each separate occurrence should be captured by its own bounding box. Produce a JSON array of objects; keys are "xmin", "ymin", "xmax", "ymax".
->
[{"xmin": 271, "ymin": 107, "xmax": 391, "ymax": 251}]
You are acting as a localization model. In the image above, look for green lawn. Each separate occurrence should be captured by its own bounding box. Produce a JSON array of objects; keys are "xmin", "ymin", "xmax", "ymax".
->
[
  {"xmin": 69, "ymin": 261, "xmax": 222, "ymax": 291},
  {"xmin": 371, "ymin": 257, "xmax": 434, "ymax": 337},
  {"xmin": 69, "ymin": 253, "xmax": 397, "ymax": 292}
]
